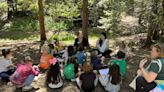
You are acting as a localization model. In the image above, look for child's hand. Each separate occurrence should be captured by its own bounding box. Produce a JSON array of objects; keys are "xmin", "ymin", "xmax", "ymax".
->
[{"xmin": 33, "ymin": 65, "xmax": 40, "ymax": 71}]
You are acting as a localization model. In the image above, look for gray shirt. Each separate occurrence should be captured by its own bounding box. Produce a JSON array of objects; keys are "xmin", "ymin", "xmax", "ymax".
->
[{"xmin": 0, "ymin": 58, "xmax": 12, "ymax": 73}]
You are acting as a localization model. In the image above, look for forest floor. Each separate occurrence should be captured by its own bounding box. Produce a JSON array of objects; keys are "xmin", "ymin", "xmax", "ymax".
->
[{"xmin": 0, "ymin": 33, "xmax": 149, "ymax": 92}]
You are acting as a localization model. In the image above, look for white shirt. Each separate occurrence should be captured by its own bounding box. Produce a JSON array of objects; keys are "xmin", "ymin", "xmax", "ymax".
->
[
  {"xmin": 99, "ymin": 75, "xmax": 121, "ymax": 92},
  {"xmin": 0, "ymin": 58, "xmax": 12, "ymax": 73},
  {"xmin": 96, "ymin": 39, "xmax": 109, "ymax": 53}
]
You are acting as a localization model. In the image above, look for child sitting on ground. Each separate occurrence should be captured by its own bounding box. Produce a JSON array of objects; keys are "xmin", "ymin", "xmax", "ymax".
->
[
  {"xmin": 91, "ymin": 50, "xmax": 103, "ymax": 70},
  {"xmin": 10, "ymin": 56, "xmax": 39, "ymax": 91},
  {"xmin": 64, "ymin": 57, "xmax": 78, "ymax": 81},
  {"xmin": 99, "ymin": 64, "xmax": 121, "ymax": 92},
  {"xmin": 40, "ymin": 45, "xmax": 53, "ymax": 69},
  {"xmin": 111, "ymin": 51, "xmax": 126, "ymax": 78},
  {"xmin": 0, "ymin": 49, "xmax": 16, "ymax": 82},
  {"xmin": 75, "ymin": 47, "xmax": 85, "ymax": 65},
  {"xmin": 46, "ymin": 58, "xmax": 63, "ymax": 89},
  {"xmin": 76, "ymin": 62, "xmax": 98, "ymax": 92}
]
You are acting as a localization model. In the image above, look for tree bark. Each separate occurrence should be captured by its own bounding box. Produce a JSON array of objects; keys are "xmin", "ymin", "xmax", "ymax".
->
[
  {"xmin": 38, "ymin": 0, "xmax": 47, "ymax": 41},
  {"xmin": 82, "ymin": 0, "xmax": 89, "ymax": 42}
]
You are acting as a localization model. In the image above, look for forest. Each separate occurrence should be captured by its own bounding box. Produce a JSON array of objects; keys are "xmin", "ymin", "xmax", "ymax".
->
[{"xmin": 0, "ymin": 0, "xmax": 164, "ymax": 92}]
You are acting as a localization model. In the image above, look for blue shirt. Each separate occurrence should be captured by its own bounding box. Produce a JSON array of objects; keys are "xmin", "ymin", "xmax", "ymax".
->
[{"xmin": 75, "ymin": 51, "xmax": 85, "ymax": 65}]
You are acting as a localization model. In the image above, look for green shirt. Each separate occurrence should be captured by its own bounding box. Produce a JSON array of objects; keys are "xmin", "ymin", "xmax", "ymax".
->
[
  {"xmin": 148, "ymin": 58, "xmax": 164, "ymax": 80},
  {"xmin": 64, "ymin": 64, "xmax": 75, "ymax": 80},
  {"xmin": 112, "ymin": 59, "xmax": 126, "ymax": 77}
]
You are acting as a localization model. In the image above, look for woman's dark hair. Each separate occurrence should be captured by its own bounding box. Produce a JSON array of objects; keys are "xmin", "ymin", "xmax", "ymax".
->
[
  {"xmin": 110, "ymin": 64, "xmax": 121, "ymax": 85},
  {"xmin": 46, "ymin": 62, "xmax": 60, "ymax": 84},
  {"xmin": 2, "ymin": 49, "xmax": 11, "ymax": 57},
  {"xmin": 99, "ymin": 32, "xmax": 107, "ymax": 46},
  {"xmin": 117, "ymin": 51, "xmax": 125, "ymax": 59}
]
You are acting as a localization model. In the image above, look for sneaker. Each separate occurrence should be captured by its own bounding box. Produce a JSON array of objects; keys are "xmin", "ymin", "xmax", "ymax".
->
[
  {"xmin": 22, "ymin": 86, "xmax": 33, "ymax": 91},
  {"xmin": 71, "ymin": 78, "xmax": 76, "ymax": 82}
]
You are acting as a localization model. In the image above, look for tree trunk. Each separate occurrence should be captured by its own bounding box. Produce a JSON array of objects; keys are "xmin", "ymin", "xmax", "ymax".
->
[
  {"xmin": 82, "ymin": 0, "xmax": 89, "ymax": 41},
  {"xmin": 38, "ymin": 0, "xmax": 47, "ymax": 41}
]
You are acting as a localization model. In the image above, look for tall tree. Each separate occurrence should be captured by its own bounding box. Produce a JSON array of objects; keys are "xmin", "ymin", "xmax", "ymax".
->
[
  {"xmin": 38, "ymin": 0, "xmax": 47, "ymax": 41},
  {"xmin": 82, "ymin": 0, "xmax": 89, "ymax": 41}
]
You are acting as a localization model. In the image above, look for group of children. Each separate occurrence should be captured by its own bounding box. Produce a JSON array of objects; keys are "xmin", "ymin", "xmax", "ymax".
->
[{"xmin": 0, "ymin": 38, "xmax": 128, "ymax": 92}]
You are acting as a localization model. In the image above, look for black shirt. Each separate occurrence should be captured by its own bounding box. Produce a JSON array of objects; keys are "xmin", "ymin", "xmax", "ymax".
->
[
  {"xmin": 80, "ymin": 72, "xmax": 96, "ymax": 92},
  {"xmin": 74, "ymin": 37, "xmax": 89, "ymax": 49}
]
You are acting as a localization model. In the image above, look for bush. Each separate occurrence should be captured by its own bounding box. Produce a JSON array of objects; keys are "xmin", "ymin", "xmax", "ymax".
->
[
  {"xmin": 45, "ymin": 16, "xmax": 74, "ymax": 31},
  {"xmin": 7, "ymin": 17, "xmax": 39, "ymax": 32},
  {"xmin": 50, "ymin": 31, "xmax": 75, "ymax": 41},
  {"xmin": 0, "ymin": 2, "xmax": 8, "ymax": 12}
]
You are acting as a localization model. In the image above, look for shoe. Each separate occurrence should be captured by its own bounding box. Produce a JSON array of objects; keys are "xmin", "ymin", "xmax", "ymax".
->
[
  {"xmin": 71, "ymin": 78, "xmax": 76, "ymax": 82},
  {"xmin": 22, "ymin": 86, "xmax": 33, "ymax": 91}
]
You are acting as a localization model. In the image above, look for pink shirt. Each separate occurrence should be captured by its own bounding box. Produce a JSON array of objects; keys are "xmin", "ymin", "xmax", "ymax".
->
[{"xmin": 10, "ymin": 63, "xmax": 39, "ymax": 86}]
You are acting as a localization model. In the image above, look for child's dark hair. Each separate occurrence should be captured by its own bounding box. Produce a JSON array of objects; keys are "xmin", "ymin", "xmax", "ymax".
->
[
  {"xmin": 117, "ymin": 51, "xmax": 125, "ymax": 59},
  {"xmin": 68, "ymin": 45, "xmax": 74, "ymax": 56},
  {"xmin": 2, "ymin": 49, "xmax": 11, "ymax": 57},
  {"xmin": 68, "ymin": 56, "xmax": 79, "ymax": 74},
  {"xmin": 46, "ymin": 62, "xmax": 60, "ymax": 84},
  {"xmin": 48, "ymin": 44, "xmax": 54, "ymax": 49},
  {"xmin": 99, "ymin": 32, "xmax": 107, "ymax": 46},
  {"xmin": 68, "ymin": 56, "xmax": 77, "ymax": 64},
  {"xmin": 110, "ymin": 64, "xmax": 121, "ymax": 85}
]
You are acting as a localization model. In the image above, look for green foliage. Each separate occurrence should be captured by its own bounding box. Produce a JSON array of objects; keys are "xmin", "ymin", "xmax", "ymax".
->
[
  {"xmin": 97, "ymin": 0, "xmax": 126, "ymax": 32},
  {"xmin": 136, "ymin": 0, "xmax": 164, "ymax": 30},
  {"xmin": 45, "ymin": 16, "xmax": 74, "ymax": 31},
  {"xmin": 7, "ymin": 17, "xmax": 39, "ymax": 32},
  {"xmin": 0, "ymin": 2, "xmax": 8, "ymax": 12},
  {"xmin": 50, "ymin": 31, "xmax": 74, "ymax": 41},
  {"xmin": 48, "ymin": 1, "xmax": 80, "ymax": 19}
]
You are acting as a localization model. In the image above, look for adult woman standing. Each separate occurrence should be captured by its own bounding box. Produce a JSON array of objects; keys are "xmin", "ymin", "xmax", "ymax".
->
[{"xmin": 136, "ymin": 43, "xmax": 164, "ymax": 92}]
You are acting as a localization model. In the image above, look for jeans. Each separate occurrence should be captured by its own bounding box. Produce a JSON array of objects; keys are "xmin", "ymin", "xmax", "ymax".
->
[
  {"xmin": 136, "ymin": 76, "xmax": 157, "ymax": 92},
  {"xmin": 0, "ymin": 69, "xmax": 15, "ymax": 82},
  {"xmin": 23, "ymin": 74, "xmax": 35, "ymax": 86}
]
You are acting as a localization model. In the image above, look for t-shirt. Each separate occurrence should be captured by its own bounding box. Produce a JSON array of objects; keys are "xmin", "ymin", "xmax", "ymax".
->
[
  {"xmin": 74, "ymin": 37, "xmax": 89, "ymax": 49},
  {"xmin": 40, "ymin": 53, "xmax": 52, "ymax": 69},
  {"xmin": 64, "ymin": 64, "xmax": 75, "ymax": 80},
  {"xmin": 75, "ymin": 51, "xmax": 85, "ymax": 65},
  {"xmin": 112, "ymin": 59, "xmax": 126, "ymax": 77},
  {"xmin": 148, "ymin": 58, "xmax": 164, "ymax": 80},
  {"xmin": 10, "ymin": 63, "xmax": 39, "ymax": 86},
  {"xmin": 91, "ymin": 57, "xmax": 102, "ymax": 70},
  {"xmin": 0, "ymin": 58, "xmax": 12, "ymax": 73},
  {"xmin": 80, "ymin": 72, "xmax": 96, "ymax": 92}
]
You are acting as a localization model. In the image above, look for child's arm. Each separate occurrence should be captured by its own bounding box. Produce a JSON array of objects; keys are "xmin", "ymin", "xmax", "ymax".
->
[{"xmin": 32, "ymin": 65, "xmax": 40, "ymax": 76}]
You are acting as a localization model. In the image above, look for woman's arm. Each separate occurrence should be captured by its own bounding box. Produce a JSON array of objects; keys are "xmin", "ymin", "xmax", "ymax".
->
[
  {"xmin": 140, "ymin": 68, "xmax": 158, "ymax": 83},
  {"xmin": 139, "ymin": 59, "xmax": 158, "ymax": 83}
]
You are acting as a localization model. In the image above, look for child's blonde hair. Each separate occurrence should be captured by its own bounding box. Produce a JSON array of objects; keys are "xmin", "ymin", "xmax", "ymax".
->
[{"xmin": 82, "ymin": 62, "xmax": 93, "ymax": 73}]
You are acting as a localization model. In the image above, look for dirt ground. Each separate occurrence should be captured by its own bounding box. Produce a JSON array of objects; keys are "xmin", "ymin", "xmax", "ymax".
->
[{"xmin": 0, "ymin": 40, "xmax": 149, "ymax": 92}]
